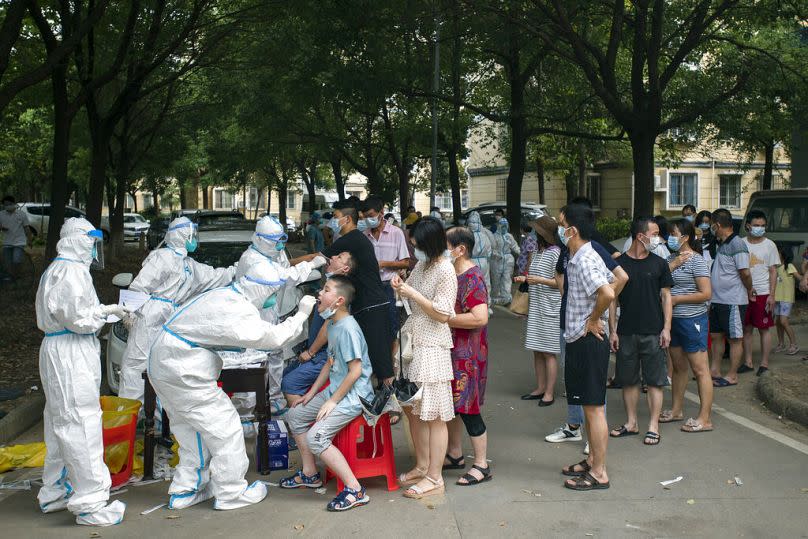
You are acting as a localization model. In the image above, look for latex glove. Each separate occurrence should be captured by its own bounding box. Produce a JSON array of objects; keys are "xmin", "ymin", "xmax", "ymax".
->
[
  {"xmin": 122, "ymin": 313, "xmax": 135, "ymax": 330},
  {"xmin": 101, "ymin": 304, "xmax": 127, "ymax": 320},
  {"xmin": 311, "ymin": 255, "xmax": 327, "ymax": 269},
  {"xmin": 298, "ymin": 295, "xmax": 317, "ymax": 317}
]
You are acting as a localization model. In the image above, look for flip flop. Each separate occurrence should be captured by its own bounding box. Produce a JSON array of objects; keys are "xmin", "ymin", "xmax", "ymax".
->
[
  {"xmin": 659, "ymin": 410, "xmax": 683, "ymax": 423},
  {"xmin": 681, "ymin": 418, "xmax": 714, "ymax": 433},
  {"xmin": 564, "ymin": 471, "xmax": 610, "ymax": 491},
  {"xmin": 609, "ymin": 425, "xmax": 639, "ymax": 438},
  {"xmin": 643, "ymin": 431, "xmax": 661, "ymax": 446},
  {"xmin": 737, "ymin": 365, "xmax": 755, "ymax": 374},
  {"xmin": 712, "ymin": 377, "xmax": 737, "ymax": 388}
]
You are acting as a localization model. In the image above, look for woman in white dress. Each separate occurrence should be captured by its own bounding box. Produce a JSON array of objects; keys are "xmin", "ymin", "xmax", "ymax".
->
[{"xmin": 392, "ymin": 217, "xmax": 458, "ymax": 499}]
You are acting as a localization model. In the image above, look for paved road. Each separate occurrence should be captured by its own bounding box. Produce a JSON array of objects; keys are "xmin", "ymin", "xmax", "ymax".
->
[{"xmin": 1, "ymin": 309, "xmax": 807, "ymax": 537}]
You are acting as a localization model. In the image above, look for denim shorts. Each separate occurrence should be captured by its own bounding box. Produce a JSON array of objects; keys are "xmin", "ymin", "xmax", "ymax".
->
[
  {"xmin": 670, "ymin": 313, "xmax": 709, "ymax": 353},
  {"xmin": 281, "ymin": 356, "xmax": 327, "ymax": 395}
]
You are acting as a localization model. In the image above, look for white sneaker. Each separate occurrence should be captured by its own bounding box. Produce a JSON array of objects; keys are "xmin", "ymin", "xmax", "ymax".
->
[
  {"xmin": 583, "ymin": 442, "xmax": 590, "ymax": 455},
  {"xmin": 214, "ymin": 481, "xmax": 268, "ymax": 511},
  {"xmin": 545, "ymin": 424, "xmax": 582, "ymax": 443},
  {"xmin": 75, "ymin": 500, "xmax": 126, "ymax": 527}
]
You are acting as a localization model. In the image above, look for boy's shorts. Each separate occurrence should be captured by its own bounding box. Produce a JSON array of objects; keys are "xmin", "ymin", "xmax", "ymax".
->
[
  {"xmin": 285, "ymin": 390, "xmax": 357, "ymax": 455},
  {"xmin": 709, "ymin": 303, "xmax": 747, "ymax": 339},
  {"xmin": 744, "ymin": 295, "xmax": 774, "ymax": 329},
  {"xmin": 615, "ymin": 334, "xmax": 669, "ymax": 388},
  {"xmin": 281, "ymin": 357, "xmax": 327, "ymax": 396},
  {"xmin": 774, "ymin": 301, "xmax": 793, "ymax": 317},
  {"xmin": 670, "ymin": 314, "xmax": 709, "ymax": 353}
]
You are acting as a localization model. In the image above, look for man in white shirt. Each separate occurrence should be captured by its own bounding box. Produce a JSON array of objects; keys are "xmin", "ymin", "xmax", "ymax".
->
[
  {"xmin": 740, "ymin": 209, "xmax": 779, "ymax": 376},
  {"xmin": 0, "ymin": 196, "xmax": 33, "ymax": 281}
]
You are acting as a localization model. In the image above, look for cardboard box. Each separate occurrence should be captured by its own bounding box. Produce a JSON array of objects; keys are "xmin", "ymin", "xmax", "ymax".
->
[{"xmin": 255, "ymin": 420, "xmax": 289, "ymax": 472}]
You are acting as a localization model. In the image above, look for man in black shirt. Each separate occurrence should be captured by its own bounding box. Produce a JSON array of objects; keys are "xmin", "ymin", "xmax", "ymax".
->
[
  {"xmin": 293, "ymin": 200, "xmax": 394, "ymax": 383},
  {"xmin": 610, "ymin": 216, "xmax": 673, "ymax": 447}
]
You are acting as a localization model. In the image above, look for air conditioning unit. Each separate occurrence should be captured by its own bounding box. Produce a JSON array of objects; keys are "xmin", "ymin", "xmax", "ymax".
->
[{"xmin": 654, "ymin": 171, "xmax": 668, "ymax": 191}]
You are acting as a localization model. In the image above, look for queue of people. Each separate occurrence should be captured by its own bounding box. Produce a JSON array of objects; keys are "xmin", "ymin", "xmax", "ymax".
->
[{"xmin": 32, "ymin": 192, "xmax": 802, "ymax": 526}]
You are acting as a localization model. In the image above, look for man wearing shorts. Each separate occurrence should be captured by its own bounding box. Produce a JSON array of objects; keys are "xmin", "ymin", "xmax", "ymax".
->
[
  {"xmin": 558, "ymin": 204, "xmax": 615, "ymax": 491},
  {"xmin": 740, "ymin": 210, "xmax": 779, "ymax": 376},
  {"xmin": 709, "ymin": 209, "xmax": 753, "ymax": 387},
  {"xmin": 610, "ymin": 217, "xmax": 673, "ymax": 447}
]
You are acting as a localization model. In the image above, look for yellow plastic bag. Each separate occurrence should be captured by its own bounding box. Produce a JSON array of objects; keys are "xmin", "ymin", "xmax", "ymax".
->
[
  {"xmin": 100, "ymin": 396, "xmax": 141, "ymax": 474},
  {"xmin": 0, "ymin": 442, "xmax": 47, "ymax": 473}
]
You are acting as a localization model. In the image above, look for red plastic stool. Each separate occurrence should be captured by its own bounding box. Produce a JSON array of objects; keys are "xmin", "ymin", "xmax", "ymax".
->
[
  {"xmin": 102, "ymin": 417, "xmax": 137, "ymax": 488},
  {"xmin": 325, "ymin": 414, "xmax": 398, "ymax": 492}
]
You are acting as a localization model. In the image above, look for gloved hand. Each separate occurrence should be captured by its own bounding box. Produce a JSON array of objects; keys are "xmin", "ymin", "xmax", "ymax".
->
[
  {"xmin": 297, "ymin": 295, "xmax": 317, "ymax": 317},
  {"xmin": 101, "ymin": 304, "xmax": 127, "ymax": 320},
  {"xmin": 311, "ymin": 255, "xmax": 327, "ymax": 269}
]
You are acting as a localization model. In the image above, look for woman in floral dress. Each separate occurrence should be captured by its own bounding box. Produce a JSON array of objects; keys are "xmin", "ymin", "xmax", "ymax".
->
[{"xmin": 443, "ymin": 226, "xmax": 492, "ymax": 486}]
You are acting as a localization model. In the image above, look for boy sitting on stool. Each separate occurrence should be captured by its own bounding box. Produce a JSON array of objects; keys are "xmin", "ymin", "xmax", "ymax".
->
[{"xmin": 281, "ymin": 275, "xmax": 375, "ymax": 512}]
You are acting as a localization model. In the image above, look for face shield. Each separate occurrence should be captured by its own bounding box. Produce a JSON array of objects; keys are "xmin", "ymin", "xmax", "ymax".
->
[
  {"xmin": 168, "ymin": 221, "xmax": 199, "ymax": 252},
  {"xmin": 255, "ymin": 231, "xmax": 288, "ymax": 253},
  {"xmin": 87, "ymin": 229, "xmax": 105, "ymax": 270},
  {"xmin": 243, "ymin": 273, "xmax": 286, "ymax": 309}
]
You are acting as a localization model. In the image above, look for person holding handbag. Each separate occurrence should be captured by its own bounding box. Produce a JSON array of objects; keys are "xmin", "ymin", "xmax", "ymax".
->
[
  {"xmin": 392, "ymin": 217, "xmax": 458, "ymax": 499},
  {"xmin": 514, "ymin": 215, "xmax": 561, "ymax": 407}
]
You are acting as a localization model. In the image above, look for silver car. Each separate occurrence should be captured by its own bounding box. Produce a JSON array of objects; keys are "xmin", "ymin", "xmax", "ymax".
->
[{"xmin": 104, "ymin": 224, "xmax": 318, "ymax": 393}]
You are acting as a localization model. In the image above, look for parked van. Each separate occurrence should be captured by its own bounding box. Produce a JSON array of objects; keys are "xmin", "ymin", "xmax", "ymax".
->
[{"xmin": 743, "ymin": 188, "xmax": 808, "ymax": 261}]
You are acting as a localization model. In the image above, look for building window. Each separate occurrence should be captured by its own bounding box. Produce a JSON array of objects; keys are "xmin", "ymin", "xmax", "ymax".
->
[
  {"xmin": 668, "ymin": 173, "xmax": 698, "ymax": 208},
  {"xmin": 286, "ymin": 191, "xmax": 296, "ymax": 209},
  {"xmin": 496, "ymin": 178, "xmax": 506, "ymax": 200},
  {"xmin": 433, "ymin": 189, "xmax": 470, "ymax": 211},
  {"xmin": 719, "ymin": 174, "xmax": 742, "ymax": 208},
  {"xmin": 214, "ymin": 189, "xmax": 234, "ymax": 209},
  {"xmin": 142, "ymin": 194, "xmax": 154, "ymax": 209},
  {"xmin": 586, "ymin": 174, "xmax": 602, "ymax": 209},
  {"xmin": 346, "ymin": 190, "xmax": 362, "ymax": 199}
]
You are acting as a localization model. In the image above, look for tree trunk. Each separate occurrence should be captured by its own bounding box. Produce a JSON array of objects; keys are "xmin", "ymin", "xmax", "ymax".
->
[
  {"xmin": 506, "ymin": 88, "xmax": 527, "ymax": 236},
  {"xmin": 577, "ymin": 141, "xmax": 586, "ymax": 198},
  {"xmin": 762, "ymin": 140, "xmax": 774, "ymax": 190},
  {"xmin": 129, "ymin": 190, "xmax": 138, "ymax": 213},
  {"xmin": 202, "ymin": 186, "xmax": 208, "ymax": 209},
  {"xmin": 536, "ymin": 156, "xmax": 545, "ymax": 204},
  {"xmin": 565, "ymin": 171, "xmax": 577, "ymax": 203},
  {"xmin": 330, "ymin": 156, "xmax": 345, "ymax": 202},
  {"xmin": 265, "ymin": 182, "xmax": 272, "ymax": 215},
  {"xmin": 178, "ymin": 177, "xmax": 187, "ymax": 208},
  {"xmin": 447, "ymin": 148, "xmax": 462, "ymax": 223},
  {"xmin": 630, "ymin": 133, "xmax": 656, "ymax": 217},
  {"xmin": 153, "ymin": 191, "xmax": 160, "ymax": 214},
  {"xmin": 278, "ymin": 173, "xmax": 288, "ymax": 231},
  {"xmin": 46, "ymin": 64, "xmax": 72, "ymax": 260}
]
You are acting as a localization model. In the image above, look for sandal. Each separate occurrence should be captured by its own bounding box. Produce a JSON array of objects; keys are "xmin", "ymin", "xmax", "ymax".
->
[
  {"xmin": 442, "ymin": 454, "xmax": 465, "ymax": 470},
  {"xmin": 398, "ymin": 466, "xmax": 427, "ymax": 487},
  {"xmin": 737, "ymin": 364, "xmax": 754, "ymax": 374},
  {"xmin": 659, "ymin": 410, "xmax": 683, "ymax": 423},
  {"xmin": 327, "ymin": 486, "xmax": 369, "ymax": 512},
  {"xmin": 562, "ymin": 459, "xmax": 591, "ymax": 477},
  {"xmin": 643, "ymin": 431, "xmax": 661, "ymax": 446},
  {"xmin": 279, "ymin": 469, "xmax": 323, "ymax": 489},
  {"xmin": 773, "ymin": 343, "xmax": 787, "ymax": 353},
  {"xmin": 681, "ymin": 418, "xmax": 713, "ymax": 433},
  {"xmin": 609, "ymin": 425, "xmax": 639, "ymax": 438},
  {"xmin": 456, "ymin": 465, "xmax": 492, "ymax": 486},
  {"xmin": 712, "ymin": 377, "xmax": 737, "ymax": 387},
  {"xmin": 786, "ymin": 345, "xmax": 800, "ymax": 355},
  {"xmin": 564, "ymin": 471, "xmax": 610, "ymax": 491},
  {"xmin": 756, "ymin": 366, "xmax": 769, "ymax": 376},
  {"xmin": 403, "ymin": 475, "xmax": 445, "ymax": 499}
]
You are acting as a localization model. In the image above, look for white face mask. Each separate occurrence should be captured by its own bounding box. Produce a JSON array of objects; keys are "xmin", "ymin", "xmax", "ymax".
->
[
  {"xmin": 643, "ymin": 235, "xmax": 661, "ymax": 251},
  {"xmin": 414, "ymin": 248, "xmax": 428, "ymax": 262}
]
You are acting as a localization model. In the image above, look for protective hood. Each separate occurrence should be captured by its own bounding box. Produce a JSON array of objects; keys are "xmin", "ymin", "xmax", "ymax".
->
[
  {"xmin": 467, "ymin": 211, "xmax": 482, "ymax": 232},
  {"xmin": 56, "ymin": 218, "xmax": 97, "ymax": 266},
  {"xmin": 252, "ymin": 216, "xmax": 287, "ymax": 258},
  {"xmin": 236, "ymin": 257, "xmax": 286, "ymax": 308},
  {"xmin": 165, "ymin": 216, "xmax": 193, "ymax": 252},
  {"xmin": 497, "ymin": 218, "xmax": 509, "ymax": 235}
]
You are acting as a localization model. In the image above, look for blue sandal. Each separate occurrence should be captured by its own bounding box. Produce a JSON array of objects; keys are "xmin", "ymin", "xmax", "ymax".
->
[
  {"xmin": 327, "ymin": 486, "xmax": 369, "ymax": 512},
  {"xmin": 279, "ymin": 470, "xmax": 322, "ymax": 489}
]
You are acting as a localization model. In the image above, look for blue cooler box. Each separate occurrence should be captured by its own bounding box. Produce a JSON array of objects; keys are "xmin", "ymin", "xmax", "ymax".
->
[{"xmin": 255, "ymin": 420, "xmax": 289, "ymax": 472}]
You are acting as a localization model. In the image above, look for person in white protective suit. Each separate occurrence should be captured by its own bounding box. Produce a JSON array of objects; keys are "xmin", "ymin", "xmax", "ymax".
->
[
  {"xmin": 36, "ymin": 218, "xmax": 129, "ymax": 527},
  {"xmin": 466, "ymin": 211, "xmax": 494, "ymax": 297},
  {"xmin": 234, "ymin": 216, "xmax": 326, "ymax": 413},
  {"xmin": 148, "ymin": 258, "xmax": 317, "ymax": 511},
  {"xmin": 118, "ymin": 216, "xmax": 237, "ymax": 402},
  {"xmin": 490, "ymin": 218, "xmax": 521, "ymax": 305}
]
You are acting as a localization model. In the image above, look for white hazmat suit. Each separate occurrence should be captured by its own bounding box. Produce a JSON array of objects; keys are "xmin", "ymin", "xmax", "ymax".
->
[
  {"xmin": 148, "ymin": 258, "xmax": 317, "ymax": 510},
  {"xmin": 490, "ymin": 218, "xmax": 520, "ymax": 305},
  {"xmin": 234, "ymin": 216, "xmax": 324, "ymax": 409},
  {"xmin": 36, "ymin": 218, "xmax": 128, "ymax": 526},
  {"xmin": 466, "ymin": 211, "xmax": 494, "ymax": 298},
  {"xmin": 119, "ymin": 216, "xmax": 236, "ymax": 402}
]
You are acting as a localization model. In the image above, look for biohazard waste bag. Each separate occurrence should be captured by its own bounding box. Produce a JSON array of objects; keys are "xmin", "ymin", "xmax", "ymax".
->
[
  {"xmin": 0, "ymin": 443, "xmax": 47, "ymax": 473},
  {"xmin": 100, "ymin": 396, "xmax": 141, "ymax": 474}
]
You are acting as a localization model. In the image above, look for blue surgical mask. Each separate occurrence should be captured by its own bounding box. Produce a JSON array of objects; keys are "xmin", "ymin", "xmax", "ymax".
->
[
  {"xmin": 364, "ymin": 216, "xmax": 379, "ymax": 229},
  {"xmin": 262, "ymin": 295, "xmax": 277, "ymax": 309},
  {"xmin": 328, "ymin": 217, "xmax": 342, "ymax": 234},
  {"xmin": 185, "ymin": 238, "xmax": 198, "ymax": 253},
  {"xmin": 667, "ymin": 236, "xmax": 681, "ymax": 251},
  {"xmin": 320, "ymin": 301, "xmax": 338, "ymax": 320},
  {"xmin": 685, "ymin": 215, "xmax": 695, "ymax": 223},
  {"xmin": 414, "ymin": 248, "xmax": 428, "ymax": 262},
  {"xmin": 357, "ymin": 219, "xmax": 368, "ymax": 232},
  {"xmin": 750, "ymin": 226, "xmax": 765, "ymax": 238},
  {"xmin": 698, "ymin": 223, "xmax": 710, "ymax": 231},
  {"xmin": 324, "ymin": 271, "xmax": 335, "ymax": 278},
  {"xmin": 558, "ymin": 226, "xmax": 570, "ymax": 246}
]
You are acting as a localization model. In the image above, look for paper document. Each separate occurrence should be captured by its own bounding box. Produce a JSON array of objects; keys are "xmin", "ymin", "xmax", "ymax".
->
[{"xmin": 106, "ymin": 289, "xmax": 150, "ymax": 322}]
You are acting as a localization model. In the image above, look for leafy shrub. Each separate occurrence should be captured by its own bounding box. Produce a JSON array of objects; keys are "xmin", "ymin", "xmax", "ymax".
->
[{"xmin": 596, "ymin": 217, "xmax": 631, "ymax": 241}]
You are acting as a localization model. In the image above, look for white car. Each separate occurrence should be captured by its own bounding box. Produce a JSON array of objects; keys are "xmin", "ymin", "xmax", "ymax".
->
[
  {"xmin": 18, "ymin": 203, "xmax": 89, "ymax": 237},
  {"xmin": 101, "ymin": 213, "xmax": 150, "ymax": 241},
  {"xmin": 103, "ymin": 223, "xmax": 318, "ymax": 393}
]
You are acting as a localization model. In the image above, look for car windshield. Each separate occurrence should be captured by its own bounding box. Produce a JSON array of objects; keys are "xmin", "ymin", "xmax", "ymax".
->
[
  {"xmin": 748, "ymin": 198, "xmax": 808, "ymax": 233},
  {"xmin": 196, "ymin": 214, "xmax": 246, "ymax": 227},
  {"xmin": 191, "ymin": 241, "xmax": 251, "ymax": 267},
  {"xmin": 124, "ymin": 215, "xmax": 146, "ymax": 223}
]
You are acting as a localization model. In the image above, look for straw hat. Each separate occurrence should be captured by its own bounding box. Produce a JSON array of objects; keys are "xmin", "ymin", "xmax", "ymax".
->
[{"xmin": 532, "ymin": 215, "xmax": 558, "ymax": 246}]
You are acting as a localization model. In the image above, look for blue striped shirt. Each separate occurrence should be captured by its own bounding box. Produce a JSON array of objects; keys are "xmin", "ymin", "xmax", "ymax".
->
[{"xmin": 668, "ymin": 253, "xmax": 710, "ymax": 318}]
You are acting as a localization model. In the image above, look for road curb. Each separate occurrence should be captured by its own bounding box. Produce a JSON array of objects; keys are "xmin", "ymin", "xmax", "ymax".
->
[
  {"xmin": 756, "ymin": 372, "xmax": 808, "ymax": 427},
  {"xmin": 0, "ymin": 394, "xmax": 45, "ymax": 445}
]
